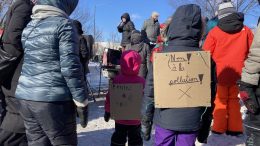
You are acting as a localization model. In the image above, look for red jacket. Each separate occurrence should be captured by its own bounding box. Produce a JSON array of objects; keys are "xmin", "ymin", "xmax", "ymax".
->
[
  {"xmin": 105, "ymin": 50, "xmax": 145, "ymax": 125},
  {"xmin": 203, "ymin": 26, "xmax": 254, "ymax": 85}
]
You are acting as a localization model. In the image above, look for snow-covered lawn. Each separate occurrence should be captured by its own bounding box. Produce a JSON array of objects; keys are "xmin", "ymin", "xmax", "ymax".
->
[{"xmin": 77, "ymin": 98, "xmax": 246, "ymax": 146}]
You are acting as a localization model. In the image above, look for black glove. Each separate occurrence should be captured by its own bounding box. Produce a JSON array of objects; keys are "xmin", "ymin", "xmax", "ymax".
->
[
  {"xmin": 77, "ymin": 105, "xmax": 89, "ymax": 128},
  {"xmin": 141, "ymin": 116, "xmax": 153, "ymax": 141},
  {"xmin": 239, "ymin": 81, "xmax": 259, "ymax": 115},
  {"xmin": 104, "ymin": 112, "xmax": 110, "ymax": 122}
]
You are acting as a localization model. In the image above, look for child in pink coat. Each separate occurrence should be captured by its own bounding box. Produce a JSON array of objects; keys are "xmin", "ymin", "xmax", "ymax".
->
[{"xmin": 104, "ymin": 50, "xmax": 145, "ymax": 146}]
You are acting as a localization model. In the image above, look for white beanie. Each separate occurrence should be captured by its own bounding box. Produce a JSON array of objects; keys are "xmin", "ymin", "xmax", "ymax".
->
[{"xmin": 218, "ymin": 1, "xmax": 236, "ymax": 19}]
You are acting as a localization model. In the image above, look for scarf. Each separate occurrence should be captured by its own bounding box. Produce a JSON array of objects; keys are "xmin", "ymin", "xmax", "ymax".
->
[{"xmin": 31, "ymin": 5, "xmax": 68, "ymax": 20}]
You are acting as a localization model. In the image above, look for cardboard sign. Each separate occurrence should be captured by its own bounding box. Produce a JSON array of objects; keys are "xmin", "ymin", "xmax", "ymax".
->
[
  {"xmin": 153, "ymin": 51, "xmax": 211, "ymax": 108},
  {"xmin": 110, "ymin": 83, "xmax": 143, "ymax": 120}
]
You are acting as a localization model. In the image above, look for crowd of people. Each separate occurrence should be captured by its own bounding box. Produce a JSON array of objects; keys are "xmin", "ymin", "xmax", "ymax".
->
[{"xmin": 0, "ymin": 0, "xmax": 260, "ymax": 146}]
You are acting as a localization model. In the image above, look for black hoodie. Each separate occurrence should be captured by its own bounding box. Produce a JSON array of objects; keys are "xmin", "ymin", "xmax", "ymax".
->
[
  {"xmin": 218, "ymin": 12, "xmax": 244, "ymax": 34},
  {"xmin": 126, "ymin": 30, "xmax": 150, "ymax": 78},
  {"xmin": 117, "ymin": 13, "xmax": 135, "ymax": 47},
  {"xmin": 145, "ymin": 4, "xmax": 207, "ymax": 131}
]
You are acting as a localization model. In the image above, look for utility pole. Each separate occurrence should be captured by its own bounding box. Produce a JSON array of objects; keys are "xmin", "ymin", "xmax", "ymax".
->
[{"xmin": 94, "ymin": 5, "xmax": 96, "ymax": 43}]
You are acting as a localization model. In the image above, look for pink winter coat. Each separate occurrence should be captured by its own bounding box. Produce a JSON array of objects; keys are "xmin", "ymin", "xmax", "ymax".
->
[{"xmin": 105, "ymin": 50, "xmax": 145, "ymax": 125}]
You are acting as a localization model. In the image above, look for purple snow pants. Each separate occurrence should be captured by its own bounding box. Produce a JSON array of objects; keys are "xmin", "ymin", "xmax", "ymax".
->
[{"xmin": 155, "ymin": 125, "xmax": 197, "ymax": 146}]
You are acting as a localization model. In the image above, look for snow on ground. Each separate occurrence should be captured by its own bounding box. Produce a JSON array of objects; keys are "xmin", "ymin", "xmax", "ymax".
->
[
  {"xmin": 77, "ymin": 98, "xmax": 246, "ymax": 146},
  {"xmin": 77, "ymin": 97, "xmax": 154, "ymax": 146},
  {"xmin": 78, "ymin": 63, "xmax": 247, "ymax": 146}
]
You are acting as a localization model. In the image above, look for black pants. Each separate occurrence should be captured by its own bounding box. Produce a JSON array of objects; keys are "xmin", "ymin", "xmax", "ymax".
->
[
  {"xmin": 0, "ymin": 129, "xmax": 27, "ymax": 146},
  {"xmin": 111, "ymin": 123, "xmax": 143, "ymax": 146},
  {"xmin": 19, "ymin": 100, "xmax": 77, "ymax": 146}
]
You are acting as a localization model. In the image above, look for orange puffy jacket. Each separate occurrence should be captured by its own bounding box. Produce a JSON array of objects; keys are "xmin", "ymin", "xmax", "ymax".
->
[{"xmin": 203, "ymin": 26, "xmax": 254, "ymax": 85}]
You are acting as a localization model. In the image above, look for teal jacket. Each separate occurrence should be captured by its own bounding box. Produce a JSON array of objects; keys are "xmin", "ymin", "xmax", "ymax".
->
[{"xmin": 15, "ymin": 0, "xmax": 88, "ymax": 103}]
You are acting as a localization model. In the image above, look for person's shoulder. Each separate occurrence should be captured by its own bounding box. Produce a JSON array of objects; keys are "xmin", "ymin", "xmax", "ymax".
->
[
  {"xmin": 243, "ymin": 25, "xmax": 253, "ymax": 33},
  {"xmin": 128, "ymin": 20, "xmax": 134, "ymax": 24},
  {"xmin": 12, "ymin": 0, "xmax": 32, "ymax": 10},
  {"xmin": 207, "ymin": 26, "xmax": 220, "ymax": 36},
  {"xmin": 136, "ymin": 76, "xmax": 146, "ymax": 83},
  {"xmin": 144, "ymin": 19, "xmax": 149, "ymax": 22},
  {"xmin": 112, "ymin": 75, "xmax": 124, "ymax": 83},
  {"xmin": 55, "ymin": 18, "xmax": 74, "ymax": 31}
]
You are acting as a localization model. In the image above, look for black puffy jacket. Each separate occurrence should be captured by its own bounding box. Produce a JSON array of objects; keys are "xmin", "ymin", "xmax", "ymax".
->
[
  {"xmin": 0, "ymin": 0, "xmax": 33, "ymax": 133},
  {"xmin": 1, "ymin": 0, "xmax": 33, "ymax": 89},
  {"xmin": 117, "ymin": 13, "xmax": 135, "ymax": 47}
]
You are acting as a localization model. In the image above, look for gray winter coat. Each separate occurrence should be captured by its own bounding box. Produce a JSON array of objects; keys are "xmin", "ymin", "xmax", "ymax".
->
[
  {"xmin": 15, "ymin": 0, "xmax": 88, "ymax": 103},
  {"xmin": 241, "ymin": 25, "xmax": 260, "ymax": 86},
  {"xmin": 141, "ymin": 18, "xmax": 160, "ymax": 43},
  {"xmin": 241, "ymin": 24, "xmax": 260, "ymax": 131},
  {"xmin": 126, "ymin": 30, "xmax": 150, "ymax": 79}
]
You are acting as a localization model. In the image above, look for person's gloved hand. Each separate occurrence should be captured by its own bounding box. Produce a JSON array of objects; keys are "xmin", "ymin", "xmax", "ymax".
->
[
  {"xmin": 239, "ymin": 81, "xmax": 259, "ymax": 114},
  {"xmin": 74, "ymin": 99, "xmax": 89, "ymax": 128},
  {"xmin": 77, "ymin": 106, "xmax": 89, "ymax": 128},
  {"xmin": 149, "ymin": 42, "xmax": 156, "ymax": 46},
  {"xmin": 141, "ymin": 116, "xmax": 153, "ymax": 141},
  {"xmin": 104, "ymin": 112, "xmax": 110, "ymax": 122}
]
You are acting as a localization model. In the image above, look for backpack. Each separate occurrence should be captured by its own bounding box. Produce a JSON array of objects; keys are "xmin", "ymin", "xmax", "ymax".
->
[{"xmin": 83, "ymin": 35, "xmax": 94, "ymax": 60}]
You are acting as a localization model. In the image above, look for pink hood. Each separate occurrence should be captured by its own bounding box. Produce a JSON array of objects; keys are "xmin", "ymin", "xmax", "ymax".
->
[{"xmin": 120, "ymin": 50, "xmax": 141, "ymax": 76}]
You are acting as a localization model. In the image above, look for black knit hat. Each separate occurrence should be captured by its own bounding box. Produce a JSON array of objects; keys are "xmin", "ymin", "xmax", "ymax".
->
[{"xmin": 73, "ymin": 20, "xmax": 83, "ymax": 35}]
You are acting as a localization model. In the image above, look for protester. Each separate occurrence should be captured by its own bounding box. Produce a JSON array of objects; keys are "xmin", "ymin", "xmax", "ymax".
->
[
  {"xmin": 126, "ymin": 30, "xmax": 150, "ymax": 79},
  {"xmin": 141, "ymin": 12, "xmax": 160, "ymax": 48},
  {"xmin": 0, "ymin": 0, "xmax": 34, "ymax": 145},
  {"xmin": 197, "ymin": 13, "xmax": 218, "ymax": 144},
  {"xmin": 84, "ymin": 34, "xmax": 94, "ymax": 72},
  {"xmin": 149, "ymin": 20, "xmax": 171, "ymax": 63},
  {"xmin": 14, "ymin": 0, "xmax": 89, "ymax": 145},
  {"xmin": 203, "ymin": 1, "xmax": 254, "ymax": 136},
  {"xmin": 104, "ymin": 50, "xmax": 145, "ymax": 146},
  {"xmin": 239, "ymin": 1, "xmax": 260, "ymax": 144},
  {"xmin": 73, "ymin": 20, "xmax": 90, "ymax": 79},
  {"xmin": 142, "ymin": 23, "xmax": 169, "ymax": 142},
  {"xmin": 205, "ymin": 15, "xmax": 218, "ymax": 36},
  {"xmin": 117, "ymin": 13, "xmax": 135, "ymax": 51},
  {"xmin": 200, "ymin": 14, "xmax": 218, "ymax": 47},
  {"xmin": 142, "ymin": 4, "xmax": 213, "ymax": 145}
]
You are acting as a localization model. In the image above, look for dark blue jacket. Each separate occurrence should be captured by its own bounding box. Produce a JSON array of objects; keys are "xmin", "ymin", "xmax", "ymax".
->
[
  {"xmin": 15, "ymin": 0, "xmax": 88, "ymax": 103},
  {"xmin": 145, "ymin": 4, "xmax": 208, "ymax": 131}
]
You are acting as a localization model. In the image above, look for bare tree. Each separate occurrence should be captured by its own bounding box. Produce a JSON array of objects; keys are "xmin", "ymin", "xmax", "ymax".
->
[
  {"xmin": 94, "ymin": 27, "xmax": 103, "ymax": 42},
  {"xmin": 71, "ymin": 8, "xmax": 93, "ymax": 34},
  {"xmin": 71, "ymin": 6, "xmax": 104, "ymax": 42},
  {"xmin": 169, "ymin": 0, "xmax": 259, "ymax": 18},
  {"xmin": 107, "ymin": 32, "xmax": 121, "ymax": 48}
]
